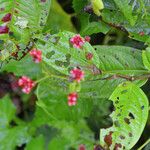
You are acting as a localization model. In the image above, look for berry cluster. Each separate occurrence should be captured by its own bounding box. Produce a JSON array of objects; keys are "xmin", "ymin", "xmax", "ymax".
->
[
  {"xmin": 70, "ymin": 68, "xmax": 84, "ymax": 83},
  {"xmin": 29, "ymin": 48, "xmax": 42, "ymax": 63},
  {"xmin": 68, "ymin": 92, "xmax": 78, "ymax": 106},
  {"xmin": 68, "ymin": 68, "xmax": 84, "ymax": 106},
  {"xmin": 18, "ymin": 76, "xmax": 35, "ymax": 94},
  {"xmin": 70, "ymin": 34, "xmax": 91, "ymax": 49}
]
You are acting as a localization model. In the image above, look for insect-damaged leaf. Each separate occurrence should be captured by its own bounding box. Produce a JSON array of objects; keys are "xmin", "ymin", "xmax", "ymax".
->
[
  {"xmin": 100, "ymin": 82, "xmax": 149, "ymax": 149},
  {"xmin": 38, "ymin": 31, "xmax": 100, "ymax": 75}
]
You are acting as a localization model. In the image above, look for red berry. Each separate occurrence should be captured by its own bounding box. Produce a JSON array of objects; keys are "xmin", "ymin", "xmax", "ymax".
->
[
  {"xmin": 78, "ymin": 144, "xmax": 86, "ymax": 150},
  {"xmin": 86, "ymin": 52, "xmax": 93, "ymax": 60},
  {"xmin": 18, "ymin": 76, "xmax": 35, "ymax": 94},
  {"xmin": 29, "ymin": 48, "xmax": 42, "ymax": 63},
  {"xmin": 70, "ymin": 68, "xmax": 84, "ymax": 83},
  {"xmin": 139, "ymin": 31, "xmax": 145, "ymax": 36},
  {"xmin": 84, "ymin": 36, "xmax": 91, "ymax": 42},
  {"xmin": 0, "ymin": 26, "xmax": 9, "ymax": 34},
  {"xmin": 70, "ymin": 34, "xmax": 85, "ymax": 49},
  {"xmin": 68, "ymin": 92, "xmax": 78, "ymax": 106},
  {"xmin": 2, "ymin": 13, "xmax": 12, "ymax": 22}
]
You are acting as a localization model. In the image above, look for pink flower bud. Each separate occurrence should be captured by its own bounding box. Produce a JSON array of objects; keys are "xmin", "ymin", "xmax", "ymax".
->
[
  {"xmin": 84, "ymin": 36, "xmax": 91, "ymax": 42},
  {"xmin": 29, "ymin": 48, "xmax": 42, "ymax": 63},
  {"xmin": 68, "ymin": 92, "xmax": 78, "ymax": 106},
  {"xmin": 86, "ymin": 52, "xmax": 93, "ymax": 60},
  {"xmin": 70, "ymin": 68, "xmax": 84, "ymax": 83},
  {"xmin": 18, "ymin": 76, "xmax": 35, "ymax": 94},
  {"xmin": 70, "ymin": 34, "xmax": 85, "ymax": 49}
]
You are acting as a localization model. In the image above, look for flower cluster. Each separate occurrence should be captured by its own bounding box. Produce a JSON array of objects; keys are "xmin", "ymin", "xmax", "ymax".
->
[
  {"xmin": 70, "ymin": 34, "xmax": 91, "ymax": 49},
  {"xmin": 67, "ymin": 68, "xmax": 84, "ymax": 106},
  {"xmin": 86, "ymin": 52, "xmax": 93, "ymax": 60},
  {"xmin": 68, "ymin": 92, "xmax": 78, "ymax": 106},
  {"xmin": 70, "ymin": 34, "xmax": 85, "ymax": 49},
  {"xmin": 70, "ymin": 68, "xmax": 84, "ymax": 83},
  {"xmin": 29, "ymin": 48, "xmax": 42, "ymax": 63},
  {"xmin": 18, "ymin": 76, "xmax": 35, "ymax": 94}
]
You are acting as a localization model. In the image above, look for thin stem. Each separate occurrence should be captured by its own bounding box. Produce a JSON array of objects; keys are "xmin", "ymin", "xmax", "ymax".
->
[
  {"xmin": 35, "ymin": 76, "xmax": 49, "ymax": 83},
  {"xmin": 138, "ymin": 138, "xmax": 150, "ymax": 150},
  {"xmin": 88, "ymin": 73, "xmax": 150, "ymax": 82},
  {"xmin": 35, "ymin": 73, "xmax": 67, "ymax": 84}
]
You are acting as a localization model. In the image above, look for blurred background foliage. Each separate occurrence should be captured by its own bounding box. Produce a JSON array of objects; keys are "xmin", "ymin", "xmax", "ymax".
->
[{"xmin": 0, "ymin": 0, "xmax": 150, "ymax": 150}]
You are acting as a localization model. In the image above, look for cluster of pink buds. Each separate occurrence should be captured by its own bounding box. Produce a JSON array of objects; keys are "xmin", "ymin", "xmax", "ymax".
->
[
  {"xmin": 78, "ymin": 145, "xmax": 86, "ymax": 150},
  {"xmin": 18, "ymin": 76, "xmax": 35, "ymax": 94},
  {"xmin": 70, "ymin": 34, "xmax": 91, "ymax": 49},
  {"xmin": 70, "ymin": 68, "xmax": 84, "ymax": 83},
  {"xmin": 68, "ymin": 92, "xmax": 78, "ymax": 106},
  {"xmin": 29, "ymin": 48, "xmax": 42, "ymax": 63},
  {"xmin": 84, "ymin": 36, "xmax": 91, "ymax": 42},
  {"xmin": 67, "ymin": 68, "xmax": 84, "ymax": 106}
]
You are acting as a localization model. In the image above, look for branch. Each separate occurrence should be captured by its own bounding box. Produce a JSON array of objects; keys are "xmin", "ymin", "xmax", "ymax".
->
[{"xmin": 89, "ymin": 74, "xmax": 150, "ymax": 82}]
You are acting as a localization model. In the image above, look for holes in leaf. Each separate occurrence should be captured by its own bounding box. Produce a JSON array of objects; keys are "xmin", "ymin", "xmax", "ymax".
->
[
  {"xmin": 114, "ymin": 120, "xmax": 120, "ymax": 127},
  {"xmin": 121, "ymin": 90, "xmax": 128, "ymax": 94},
  {"xmin": 114, "ymin": 143, "xmax": 122, "ymax": 150},
  {"xmin": 0, "ymin": 8, "xmax": 5, "ymax": 11},
  {"xmin": 141, "ymin": 105, "xmax": 144, "ymax": 110},
  {"xmin": 119, "ymin": 135, "xmax": 125, "ymax": 140},
  {"xmin": 46, "ymin": 51, "xmax": 55, "ymax": 59},
  {"xmin": 129, "ymin": 132, "xmax": 133, "ymax": 137},
  {"xmin": 115, "ymin": 100, "xmax": 119, "ymax": 104},
  {"xmin": 51, "ymin": 37, "xmax": 60, "ymax": 44},
  {"xmin": 55, "ymin": 60, "xmax": 64, "ymax": 67},
  {"xmin": 124, "ymin": 117, "xmax": 130, "ymax": 124},
  {"xmin": 129, "ymin": 112, "xmax": 135, "ymax": 119},
  {"xmin": 54, "ymin": 54, "xmax": 71, "ymax": 68},
  {"xmin": 104, "ymin": 131, "xmax": 113, "ymax": 147}
]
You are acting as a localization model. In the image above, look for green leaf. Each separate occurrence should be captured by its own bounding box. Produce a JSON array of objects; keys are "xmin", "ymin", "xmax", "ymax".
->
[
  {"xmin": 0, "ymin": 0, "xmax": 51, "ymax": 61},
  {"xmin": 113, "ymin": 0, "xmax": 137, "ymax": 26},
  {"xmin": 0, "ymin": 126, "xmax": 31, "ymax": 150},
  {"xmin": 142, "ymin": 47, "xmax": 150, "ymax": 70},
  {"xmin": 25, "ymin": 135, "xmax": 45, "ymax": 150},
  {"xmin": 0, "ymin": 95, "xmax": 16, "ymax": 128},
  {"xmin": 1, "ymin": 55, "xmax": 42, "ymax": 79},
  {"xmin": 80, "ymin": 20, "xmax": 110, "ymax": 36},
  {"xmin": 38, "ymin": 31, "xmax": 100, "ymax": 75},
  {"xmin": 36, "ymin": 78, "xmax": 94, "ymax": 121},
  {"xmin": 0, "ymin": 96, "xmax": 31, "ymax": 150},
  {"xmin": 48, "ymin": 120, "xmax": 94, "ymax": 150},
  {"xmin": 95, "ymin": 45, "xmax": 148, "ymax": 75},
  {"xmin": 100, "ymin": 82, "xmax": 149, "ymax": 149},
  {"xmin": 101, "ymin": 1, "xmax": 150, "ymax": 42},
  {"xmin": 72, "ymin": 0, "xmax": 88, "ymax": 13},
  {"xmin": 43, "ymin": 0, "xmax": 75, "ymax": 33},
  {"xmin": 0, "ymin": 0, "xmax": 51, "ymax": 31}
]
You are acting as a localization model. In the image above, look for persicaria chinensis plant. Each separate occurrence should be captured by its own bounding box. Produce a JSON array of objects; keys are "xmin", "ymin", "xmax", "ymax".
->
[{"xmin": 0, "ymin": 0, "xmax": 150, "ymax": 149}]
